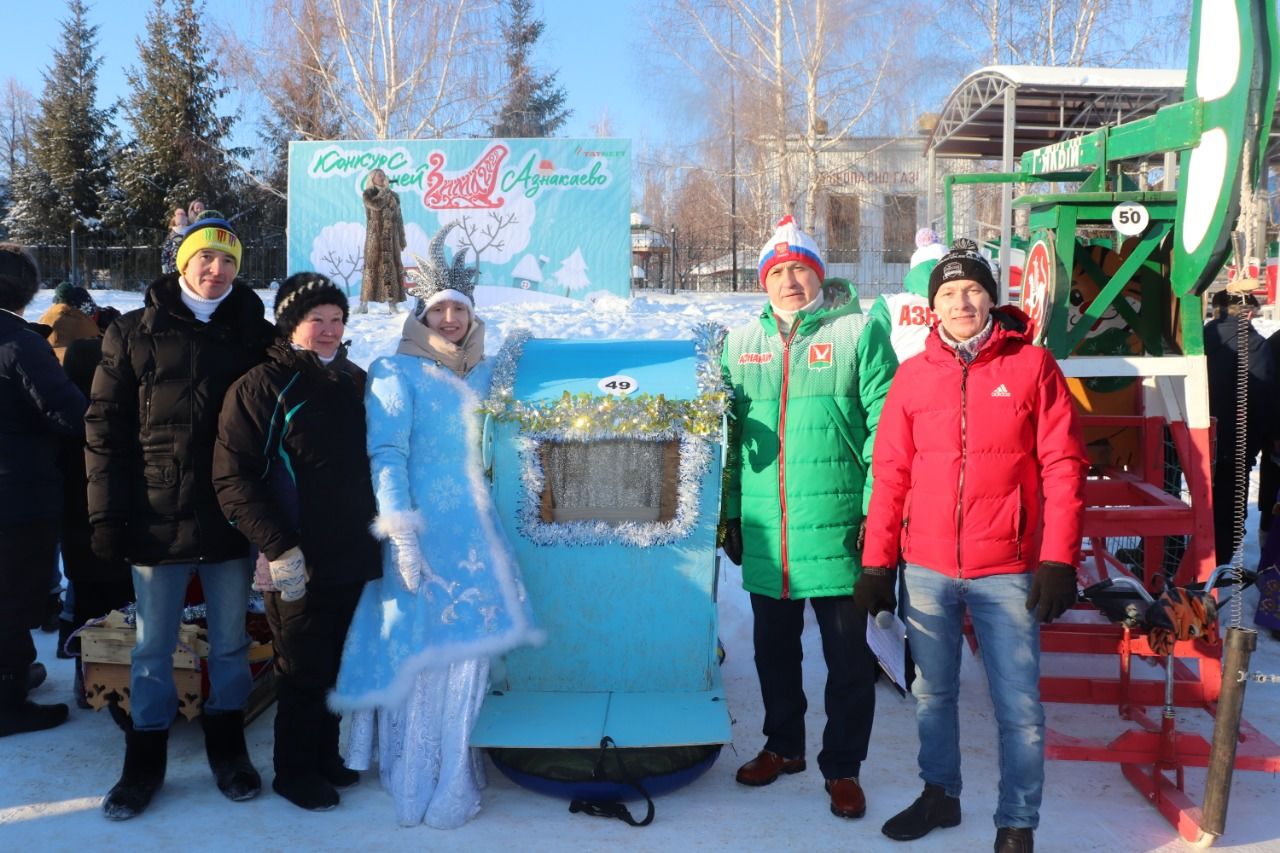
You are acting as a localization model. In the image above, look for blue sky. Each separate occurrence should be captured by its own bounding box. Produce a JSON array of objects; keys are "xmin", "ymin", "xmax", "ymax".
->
[{"xmin": 0, "ymin": 0, "xmax": 658, "ymax": 146}]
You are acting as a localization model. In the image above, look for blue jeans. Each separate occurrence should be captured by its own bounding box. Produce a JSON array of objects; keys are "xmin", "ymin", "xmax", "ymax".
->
[
  {"xmin": 902, "ymin": 564, "xmax": 1044, "ymax": 829},
  {"xmin": 130, "ymin": 559, "xmax": 253, "ymax": 731}
]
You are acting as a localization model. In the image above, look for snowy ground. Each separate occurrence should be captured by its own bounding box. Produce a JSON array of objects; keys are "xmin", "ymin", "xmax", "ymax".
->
[{"xmin": 4, "ymin": 286, "xmax": 1280, "ymax": 852}]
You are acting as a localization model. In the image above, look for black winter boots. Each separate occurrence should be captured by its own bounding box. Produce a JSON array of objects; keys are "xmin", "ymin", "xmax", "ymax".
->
[
  {"xmin": 201, "ymin": 710, "xmax": 262, "ymax": 801},
  {"xmin": 25, "ymin": 662, "xmax": 46, "ymax": 691},
  {"xmin": 319, "ymin": 713, "xmax": 359, "ymax": 789},
  {"xmin": 103, "ymin": 728, "xmax": 168, "ymax": 820},
  {"xmin": 995, "ymin": 826, "xmax": 1035, "ymax": 853},
  {"xmin": 272, "ymin": 704, "xmax": 340, "ymax": 811},
  {"xmin": 881, "ymin": 782, "xmax": 962, "ymax": 841},
  {"xmin": 0, "ymin": 668, "xmax": 68, "ymax": 737}
]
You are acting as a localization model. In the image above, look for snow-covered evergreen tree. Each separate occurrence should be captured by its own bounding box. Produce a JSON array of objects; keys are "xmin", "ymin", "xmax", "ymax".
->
[
  {"xmin": 488, "ymin": 0, "xmax": 570, "ymax": 138},
  {"xmin": 105, "ymin": 0, "xmax": 241, "ymax": 232},
  {"xmin": 4, "ymin": 0, "xmax": 113, "ymax": 242}
]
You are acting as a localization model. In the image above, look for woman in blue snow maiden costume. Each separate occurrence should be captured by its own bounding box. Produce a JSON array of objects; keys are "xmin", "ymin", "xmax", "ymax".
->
[{"xmin": 331, "ymin": 223, "xmax": 539, "ymax": 828}]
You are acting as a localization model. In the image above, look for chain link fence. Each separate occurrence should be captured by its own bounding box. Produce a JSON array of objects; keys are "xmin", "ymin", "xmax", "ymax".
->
[
  {"xmin": 27, "ymin": 227, "xmax": 287, "ymax": 291},
  {"xmin": 632, "ymin": 241, "xmax": 914, "ymax": 300}
]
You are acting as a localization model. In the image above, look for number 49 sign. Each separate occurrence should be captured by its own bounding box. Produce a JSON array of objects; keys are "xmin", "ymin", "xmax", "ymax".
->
[{"xmin": 598, "ymin": 374, "xmax": 639, "ymax": 396}]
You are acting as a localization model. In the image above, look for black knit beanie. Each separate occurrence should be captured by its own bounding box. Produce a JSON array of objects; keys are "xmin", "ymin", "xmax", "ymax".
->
[
  {"xmin": 928, "ymin": 238, "xmax": 999, "ymax": 308},
  {"xmin": 274, "ymin": 272, "xmax": 349, "ymax": 338}
]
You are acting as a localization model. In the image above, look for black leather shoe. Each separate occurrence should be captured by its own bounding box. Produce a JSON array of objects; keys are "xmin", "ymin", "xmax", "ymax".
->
[
  {"xmin": 881, "ymin": 783, "xmax": 961, "ymax": 841},
  {"xmin": 995, "ymin": 826, "xmax": 1034, "ymax": 853},
  {"xmin": 735, "ymin": 750, "xmax": 806, "ymax": 786}
]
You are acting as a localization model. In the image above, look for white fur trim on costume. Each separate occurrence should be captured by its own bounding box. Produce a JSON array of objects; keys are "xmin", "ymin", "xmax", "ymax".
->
[
  {"xmin": 420, "ymin": 288, "xmax": 473, "ymax": 313},
  {"xmin": 370, "ymin": 509, "xmax": 426, "ymax": 540}
]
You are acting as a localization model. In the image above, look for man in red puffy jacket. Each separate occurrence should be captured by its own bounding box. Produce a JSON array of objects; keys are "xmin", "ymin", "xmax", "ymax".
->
[{"xmin": 856, "ymin": 239, "xmax": 1087, "ymax": 853}]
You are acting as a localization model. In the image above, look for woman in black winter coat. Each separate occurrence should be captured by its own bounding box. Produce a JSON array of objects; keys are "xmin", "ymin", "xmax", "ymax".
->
[{"xmin": 213, "ymin": 272, "xmax": 381, "ymax": 812}]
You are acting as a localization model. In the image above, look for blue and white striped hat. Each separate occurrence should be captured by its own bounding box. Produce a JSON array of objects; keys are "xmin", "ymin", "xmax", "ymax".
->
[{"xmin": 757, "ymin": 215, "xmax": 825, "ymax": 288}]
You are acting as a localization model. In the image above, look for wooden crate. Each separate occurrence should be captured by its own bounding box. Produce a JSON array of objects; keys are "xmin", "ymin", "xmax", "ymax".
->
[
  {"xmin": 79, "ymin": 610, "xmax": 276, "ymax": 723},
  {"xmin": 80, "ymin": 610, "xmax": 208, "ymax": 670}
]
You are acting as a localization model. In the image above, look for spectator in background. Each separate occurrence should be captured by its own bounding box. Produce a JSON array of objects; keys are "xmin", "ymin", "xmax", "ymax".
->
[
  {"xmin": 0, "ymin": 244, "xmax": 87, "ymax": 737},
  {"xmin": 53, "ymin": 306, "xmax": 133, "ymax": 708},
  {"xmin": 86, "ymin": 212, "xmax": 275, "ymax": 819},
  {"xmin": 1257, "ymin": 326, "xmax": 1280, "ymax": 556},
  {"xmin": 187, "ymin": 199, "xmax": 206, "ymax": 220},
  {"xmin": 160, "ymin": 208, "xmax": 188, "ymax": 275},
  {"xmin": 1204, "ymin": 291, "xmax": 1280, "ymax": 567},
  {"xmin": 36, "ymin": 283, "xmax": 111, "ymax": 671},
  {"xmin": 868, "ymin": 227, "xmax": 945, "ymax": 363},
  {"xmin": 38, "ymin": 283, "xmax": 101, "ymax": 364}
]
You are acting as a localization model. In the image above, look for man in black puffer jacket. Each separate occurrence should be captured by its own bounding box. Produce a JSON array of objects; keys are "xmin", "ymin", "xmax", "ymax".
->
[
  {"xmin": 214, "ymin": 272, "xmax": 381, "ymax": 812},
  {"xmin": 85, "ymin": 215, "xmax": 275, "ymax": 820},
  {"xmin": 0, "ymin": 244, "xmax": 86, "ymax": 737}
]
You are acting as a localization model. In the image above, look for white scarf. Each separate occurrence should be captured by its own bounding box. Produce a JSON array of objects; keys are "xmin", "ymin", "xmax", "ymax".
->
[
  {"xmin": 772, "ymin": 291, "xmax": 825, "ymax": 337},
  {"xmin": 178, "ymin": 277, "xmax": 232, "ymax": 323}
]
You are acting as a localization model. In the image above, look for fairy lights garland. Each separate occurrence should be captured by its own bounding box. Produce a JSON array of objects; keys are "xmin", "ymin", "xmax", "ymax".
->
[{"xmin": 483, "ymin": 323, "xmax": 730, "ymax": 547}]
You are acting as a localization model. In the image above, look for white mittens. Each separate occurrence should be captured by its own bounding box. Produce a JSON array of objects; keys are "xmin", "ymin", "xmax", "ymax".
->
[
  {"xmin": 389, "ymin": 534, "xmax": 423, "ymax": 592},
  {"xmin": 268, "ymin": 546, "xmax": 309, "ymax": 602}
]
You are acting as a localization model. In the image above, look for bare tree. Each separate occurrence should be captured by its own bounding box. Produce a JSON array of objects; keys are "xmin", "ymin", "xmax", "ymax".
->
[
  {"xmin": 301, "ymin": 0, "xmax": 501, "ymax": 139},
  {"xmin": 0, "ymin": 79, "xmax": 35, "ymax": 181},
  {"xmin": 948, "ymin": 0, "xmax": 1185, "ymax": 68},
  {"xmin": 647, "ymin": 0, "xmax": 900, "ymax": 230},
  {"xmin": 453, "ymin": 209, "xmax": 518, "ymax": 269}
]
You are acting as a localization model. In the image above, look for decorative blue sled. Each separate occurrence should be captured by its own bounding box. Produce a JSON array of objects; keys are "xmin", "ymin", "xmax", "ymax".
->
[{"xmin": 472, "ymin": 328, "xmax": 732, "ymax": 763}]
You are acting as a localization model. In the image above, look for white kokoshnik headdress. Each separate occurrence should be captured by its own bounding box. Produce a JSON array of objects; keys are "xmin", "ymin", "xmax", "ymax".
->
[{"xmin": 406, "ymin": 222, "xmax": 479, "ymax": 318}]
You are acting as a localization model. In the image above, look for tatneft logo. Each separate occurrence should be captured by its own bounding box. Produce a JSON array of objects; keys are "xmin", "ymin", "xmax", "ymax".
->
[
  {"xmin": 990, "ymin": 383, "xmax": 1011, "ymax": 397},
  {"xmin": 738, "ymin": 352, "xmax": 774, "ymax": 364},
  {"xmin": 808, "ymin": 343, "xmax": 833, "ymax": 369},
  {"xmin": 573, "ymin": 145, "xmax": 626, "ymax": 158}
]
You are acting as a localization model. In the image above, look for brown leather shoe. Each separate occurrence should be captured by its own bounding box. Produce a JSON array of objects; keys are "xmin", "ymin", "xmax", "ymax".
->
[
  {"xmin": 826, "ymin": 777, "xmax": 867, "ymax": 819},
  {"xmin": 735, "ymin": 750, "xmax": 806, "ymax": 786}
]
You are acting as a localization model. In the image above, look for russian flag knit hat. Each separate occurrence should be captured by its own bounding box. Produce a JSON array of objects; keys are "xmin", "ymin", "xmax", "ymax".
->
[{"xmin": 757, "ymin": 215, "xmax": 825, "ymax": 287}]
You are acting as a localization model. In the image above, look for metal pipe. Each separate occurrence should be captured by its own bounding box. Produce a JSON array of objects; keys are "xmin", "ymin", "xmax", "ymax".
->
[{"xmin": 1200, "ymin": 627, "xmax": 1258, "ymax": 838}]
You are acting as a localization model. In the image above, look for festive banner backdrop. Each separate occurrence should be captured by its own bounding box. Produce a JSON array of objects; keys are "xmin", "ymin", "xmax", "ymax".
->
[{"xmin": 287, "ymin": 138, "xmax": 632, "ymax": 299}]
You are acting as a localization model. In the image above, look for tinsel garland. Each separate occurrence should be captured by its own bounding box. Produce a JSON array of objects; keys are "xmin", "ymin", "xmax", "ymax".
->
[
  {"xmin": 482, "ymin": 324, "xmax": 729, "ymax": 438},
  {"xmin": 484, "ymin": 323, "xmax": 729, "ymax": 547},
  {"xmin": 516, "ymin": 429, "xmax": 712, "ymax": 547}
]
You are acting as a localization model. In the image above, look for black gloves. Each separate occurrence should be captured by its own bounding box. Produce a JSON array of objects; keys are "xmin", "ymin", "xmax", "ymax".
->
[
  {"xmin": 854, "ymin": 566, "xmax": 897, "ymax": 617},
  {"xmin": 721, "ymin": 518, "xmax": 743, "ymax": 566},
  {"xmin": 1026, "ymin": 561, "xmax": 1078, "ymax": 623},
  {"xmin": 90, "ymin": 522, "xmax": 130, "ymax": 564}
]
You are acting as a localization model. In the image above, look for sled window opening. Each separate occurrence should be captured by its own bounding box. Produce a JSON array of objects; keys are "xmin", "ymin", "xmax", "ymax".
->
[{"xmin": 539, "ymin": 439, "xmax": 680, "ymax": 524}]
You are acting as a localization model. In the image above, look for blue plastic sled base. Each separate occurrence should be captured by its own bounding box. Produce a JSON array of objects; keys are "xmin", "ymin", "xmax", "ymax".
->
[{"xmin": 489, "ymin": 745, "xmax": 722, "ymax": 802}]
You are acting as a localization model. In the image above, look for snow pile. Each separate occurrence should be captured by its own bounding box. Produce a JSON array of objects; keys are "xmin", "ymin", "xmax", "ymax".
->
[{"xmin": 4, "ymin": 286, "xmax": 1278, "ymax": 852}]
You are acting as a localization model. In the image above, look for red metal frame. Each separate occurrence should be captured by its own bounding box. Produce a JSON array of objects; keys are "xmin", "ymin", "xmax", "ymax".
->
[{"xmin": 964, "ymin": 413, "xmax": 1280, "ymax": 845}]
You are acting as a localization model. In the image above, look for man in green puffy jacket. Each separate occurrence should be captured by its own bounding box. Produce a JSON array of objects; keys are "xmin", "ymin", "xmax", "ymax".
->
[{"xmin": 721, "ymin": 216, "xmax": 897, "ymax": 821}]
